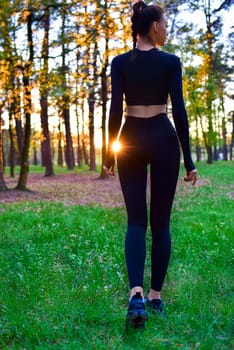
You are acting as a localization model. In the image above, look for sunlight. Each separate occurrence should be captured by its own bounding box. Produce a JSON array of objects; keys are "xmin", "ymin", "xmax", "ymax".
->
[{"xmin": 112, "ymin": 141, "xmax": 122, "ymax": 153}]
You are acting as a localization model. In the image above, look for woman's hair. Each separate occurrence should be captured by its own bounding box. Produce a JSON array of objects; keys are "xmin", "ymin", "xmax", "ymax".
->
[{"xmin": 131, "ymin": 1, "xmax": 165, "ymax": 49}]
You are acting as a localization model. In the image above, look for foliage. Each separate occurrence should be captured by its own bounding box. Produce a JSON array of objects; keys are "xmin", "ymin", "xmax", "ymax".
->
[
  {"xmin": 0, "ymin": 1, "xmax": 233, "ymax": 187},
  {"xmin": 163, "ymin": 0, "xmax": 233, "ymax": 163}
]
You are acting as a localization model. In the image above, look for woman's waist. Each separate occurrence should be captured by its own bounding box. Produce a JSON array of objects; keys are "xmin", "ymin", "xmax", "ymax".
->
[{"xmin": 126, "ymin": 104, "xmax": 166, "ymax": 118}]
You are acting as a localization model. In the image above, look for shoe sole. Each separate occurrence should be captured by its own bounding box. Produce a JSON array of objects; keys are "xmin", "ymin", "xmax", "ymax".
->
[{"xmin": 126, "ymin": 312, "xmax": 148, "ymax": 329}]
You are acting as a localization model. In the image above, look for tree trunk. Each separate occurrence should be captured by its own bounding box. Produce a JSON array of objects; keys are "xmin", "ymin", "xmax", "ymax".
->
[
  {"xmin": 76, "ymin": 107, "xmax": 82, "ymax": 167},
  {"xmin": 82, "ymin": 139, "xmax": 89, "ymax": 165},
  {"xmin": 81, "ymin": 101, "xmax": 89, "ymax": 165},
  {"xmin": 88, "ymin": 41, "xmax": 98, "ymax": 171},
  {"xmin": 100, "ymin": 62, "xmax": 109, "ymax": 179},
  {"xmin": 33, "ymin": 144, "xmax": 38, "ymax": 165},
  {"xmin": 63, "ymin": 105, "xmax": 74, "ymax": 169},
  {"xmin": 8, "ymin": 104, "xmax": 15, "ymax": 177},
  {"xmin": 15, "ymin": 77, "xmax": 24, "ymax": 163},
  {"xmin": 0, "ymin": 110, "xmax": 7, "ymax": 191},
  {"xmin": 205, "ymin": 0, "xmax": 214, "ymax": 164},
  {"xmin": 16, "ymin": 9, "xmax": 34, "ymax": 190},
  {"xmin": 99, "ymin": 5, "xmax": 109, "ymax": 178},
  {"xmin": 58, "ymin": 114, "xmax": 63, "ymax": 166},
  {"xmin": 229, "ymin": 111, "xmax": 234, "ymax": 160},
  {"xmin": 207, "ymin": 146, "xmax": 213, "ymax": 164},
  {"xmin": 61, "ymin": 10, "xmax": 74, "ymax": 170},
  {"xmin": 40, "ymin": 7, "xmax": 54, "ymax": 177},
  {"xmin": 199, "ymin": 110, "xmax": 213, "ymax": 164},
  {"xmin": 213, "ymin": 144, "xmax": 218, "ymax": 161},
  {"xmin": 196, "ymin": 146, "xmax": 201, "ymax": 162},
  {"xmin": 41, "ymin": 95, "xmax": 54, "ymax": 175},
  {"xmin": 220, "ymin": 96, "xmax": 228, "ymax": 161},
  {"xmin": 16, "ymin": 73, "xmax": 31, "ymax": 190},
  {"xmin": 195, "ymin": 113, "xmax": 201, "ymax": 162},
  {"xmin": 75, "ymin": 52, "xmax": 82, "ymax": 167},
  {"xmin": 88, "ymin": 91, "xmax": 96, "ymax": 171},
  {"xmin": 15, "ymin": 117, "xmax": 24, "ymax": 164}
]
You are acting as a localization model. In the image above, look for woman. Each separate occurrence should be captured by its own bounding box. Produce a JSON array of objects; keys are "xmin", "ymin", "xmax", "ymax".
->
[{"xmin": 104, "ymin": 1, "xmax": 197, "ymax": 329}]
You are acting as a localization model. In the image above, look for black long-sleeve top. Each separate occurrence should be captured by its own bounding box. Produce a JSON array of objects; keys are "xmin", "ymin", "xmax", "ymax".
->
[{"xmin": 108, "ymin": 48, "xmax": 195, "ymax": 171}]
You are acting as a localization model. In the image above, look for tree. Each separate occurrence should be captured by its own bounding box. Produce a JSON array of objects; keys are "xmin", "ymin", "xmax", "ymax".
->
[
  {"xmin": 184, "ymin": 0, "xmax": 232, "ymax": 163},
  {"xmin": 0, "ymin": 102, "xmax": 7, "ymax": 191},
  {"xmin": 61, "ymin": 3, "xmax": 75, "ymax": 170},
  {"xmin": 230, "ymin": 110, "xmax": 234, "ymax": 160},
  {"xmin": 0, "ymin": 0, "xmax": 232, "ymax": 182},
  {"xmin": 97, "ymin": 0, "xmax": 112, "ymax": 178},
  {"xmin": 16, "ymin": 4, "xmax": 34, "ymax": 190},
  {"xmin": 167, "ymin": 0, "xmax": 233, "ymax": 163},
  {"xmin": 40, "ymin": 4, "xmax": 54, "ymax": 176},
  {"xmin": 75, "ymin": 50, "xmax": 83, "ymax": 167},
  {"xmin": 87, "ymin": 41, "xmax": 98, "ymax": 171},
  {"xmin": 0, "ymin": 0, "xmax": 19, "ymax": 177}
]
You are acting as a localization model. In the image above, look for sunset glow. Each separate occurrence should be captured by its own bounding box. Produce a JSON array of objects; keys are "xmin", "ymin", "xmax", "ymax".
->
[{"xmin": 112, "ymin": 141, "xmax": 122, "ymax": 153}]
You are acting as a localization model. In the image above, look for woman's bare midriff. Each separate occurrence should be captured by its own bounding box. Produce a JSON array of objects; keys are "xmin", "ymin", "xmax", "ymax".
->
[{"xmin": 126, "ymin": 104, "xmax": 166, "ymax": 118}]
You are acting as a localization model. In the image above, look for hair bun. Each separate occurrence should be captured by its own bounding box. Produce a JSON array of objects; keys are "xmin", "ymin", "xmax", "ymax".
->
[
  {"xmin": 131, "ymin": 1, "xmax": 147, "ymax": 51},
  {"xmin": 133, "ymin": 1, "xmax": 147, "ymax": 14}
]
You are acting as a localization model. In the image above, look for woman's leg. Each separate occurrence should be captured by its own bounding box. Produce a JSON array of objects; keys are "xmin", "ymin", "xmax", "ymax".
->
[
  {"xmin": 149, "ymin": 124, "xmax": 180, "ymax": 298},
  {"xmin": 117, "ymin": 150, "xmax": 148, "ymax": 297}
]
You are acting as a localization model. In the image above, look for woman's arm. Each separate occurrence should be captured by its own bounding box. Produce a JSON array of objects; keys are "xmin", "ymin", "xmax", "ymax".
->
[
  {"xmin": 169, "ymin": 56, "xmax": 195, "ymax": 172},
  {"xmin": 105, "ymin": 57, "xmax": 124, "ymax": 170}
]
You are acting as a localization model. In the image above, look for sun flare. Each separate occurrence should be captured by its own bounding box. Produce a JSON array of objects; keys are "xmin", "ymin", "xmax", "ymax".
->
[{"xmin": 112, "ymin": 141, "xmax": 122, "ymax": 153}]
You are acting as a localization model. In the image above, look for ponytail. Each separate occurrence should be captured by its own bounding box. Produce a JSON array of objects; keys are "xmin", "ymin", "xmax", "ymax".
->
[
  {"xmin": 131, "ymin": 1, "xmax": 147, "ymax": 49},
  {"xmin": 131, "ymin": 1, "xmax": 165, "ymax": 50}
]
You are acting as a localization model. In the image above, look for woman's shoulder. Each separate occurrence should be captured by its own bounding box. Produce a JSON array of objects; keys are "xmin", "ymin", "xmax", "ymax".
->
[
  {"xmin": 112, "ymin": 50, "xmax": 132, "ymax": 64},
  {"xmin": 111, "ymin": 49, "xmax": 182, "ymax": 70},
  {"xmin": 158, "ymin": 50, "xmax": 180, "ymax": 63}
]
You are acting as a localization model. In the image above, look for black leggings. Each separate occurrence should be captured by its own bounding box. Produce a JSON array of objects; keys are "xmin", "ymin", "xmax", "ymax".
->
[{"xmin": 117, "ymin": 113, "xmax": 180, "ymax": 292}]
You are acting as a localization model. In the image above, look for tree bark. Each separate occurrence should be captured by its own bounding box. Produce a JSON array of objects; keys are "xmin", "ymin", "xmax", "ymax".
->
[
  {"xmin": 205, "ymin": 0, "xmax": 214, "ymax": 164},
  {"xmin": 221, "ymin": 98, "xmax": 228, "ymax": 161},
  {"xmin": 88, "ymin": 42, "xmax": 98, "ymax": 171},
  {"xmin": 16, "ymin": 8, "xmax": 34, "ymax": 190},
  {"xmin": 8, "ymin": 104, "xmax": 15, "ymax": 177},
  {"xmin": 229, "ymin": 111, "xmax": 234, "ymax": 160},
  {"xmin": 99, "ymin": 57, "xmax": 109, "ymax": 179},
  {"xmin": 57, "ymin": 115, "xmax": 63, "ymax": 166},
  {"xmin": 213, "ymin": 144, "xmax": 218, "ymax": 161},
  {"xmin": 15, "ymin": 77, "xmax": 24, "ymax": 163},
  {"xmin": 88, "ymin": 91, "xmax": 96, "ymax": 171},
  {"xmin": 63, "ymin": 104, "xmax": 74, "ymax": 169},
  {"xmin": 40, "ymin": 7, "xmax": 54, "ymax": 176},
  {"xmin": 0, "ymin": 109, "xmax": 7, "ymax": 191},
  {"xmin": 195, "ymin": 113, "xmax": 201, "ymax": 162},
  {"xmin": 75, "ymin": 52, "xmax": 82, "ymax": 167},
  {"xmin": 81, "ymin": 101, "xmax": 89, "ymax": 165},
  {"xmin": 61, "ymin": 9, "xmax": 74, "ymax": 170},
  {"xmin": 33, "ymin": 142, "xmax": 38, "ymax": 165},
  {"xmin": 76, "ymin": 107, "xmax": 82, "ymax": 167}
]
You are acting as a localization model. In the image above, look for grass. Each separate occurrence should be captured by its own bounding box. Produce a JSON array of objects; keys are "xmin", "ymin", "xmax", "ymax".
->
[
  {"xmin": 0, "ymin": 161, "xmax": 233, "ymax": 349},
  {"xmin": 4, "ymin": 164, "xmax": 102, "ymax": 176}
]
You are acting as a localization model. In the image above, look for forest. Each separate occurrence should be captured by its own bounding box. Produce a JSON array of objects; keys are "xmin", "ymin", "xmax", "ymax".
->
[{"xmin": 0, "ymin": 0, "xmax": 233, "ymax": 191}]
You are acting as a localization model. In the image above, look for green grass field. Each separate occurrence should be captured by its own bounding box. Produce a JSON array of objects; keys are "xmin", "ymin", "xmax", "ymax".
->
[{"xmin": 0, "ymin": 162, "xmax": 233, "ymax": 349}]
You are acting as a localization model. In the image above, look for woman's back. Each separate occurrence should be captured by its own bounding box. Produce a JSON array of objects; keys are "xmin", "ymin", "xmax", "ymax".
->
[{"xmin": 112, "ymin": 48, "xmax": 180, "ymax": 106}]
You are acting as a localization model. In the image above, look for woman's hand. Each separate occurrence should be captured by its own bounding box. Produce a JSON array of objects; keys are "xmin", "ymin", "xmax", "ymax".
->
[
  {"xmin": 103, "ymin": 149, "xmax": 115, "ymax": 176},
  {"xmin": 184, "ymin": 169, "xmax": 197, "ymax": 186},
  {"xmin": 103, "ymin": 164, "xmax": 115, "ymax": 176}
]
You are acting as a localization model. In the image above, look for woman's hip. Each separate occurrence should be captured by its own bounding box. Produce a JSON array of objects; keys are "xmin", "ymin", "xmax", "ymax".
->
[{"xmin": 119, "ymin": 113, "xmax": 179, "ymax": 149}]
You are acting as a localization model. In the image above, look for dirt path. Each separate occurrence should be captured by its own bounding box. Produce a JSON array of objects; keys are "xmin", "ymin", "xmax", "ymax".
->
[
  {"xmin": 0, "ymin": 172, "xmax": 209, "ymax": 207},
  {"xmin": 0, "ymin": 173, "xmax": 124, "ymax": 207}
]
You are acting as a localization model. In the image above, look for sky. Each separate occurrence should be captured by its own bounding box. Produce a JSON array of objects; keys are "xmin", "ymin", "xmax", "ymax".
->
[{"xmin": 177, "ymin": 1, "xmax": 233, "ymax": 43}]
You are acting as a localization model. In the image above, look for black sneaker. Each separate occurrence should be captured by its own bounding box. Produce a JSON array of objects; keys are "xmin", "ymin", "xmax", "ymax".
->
[
  {"xmin": 126, "ymin": 292, "xmax": 148, "ymax": 329},
  {"xmin": 146, "ymin": 298, "xmax": 166, "ymax": 316}
]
